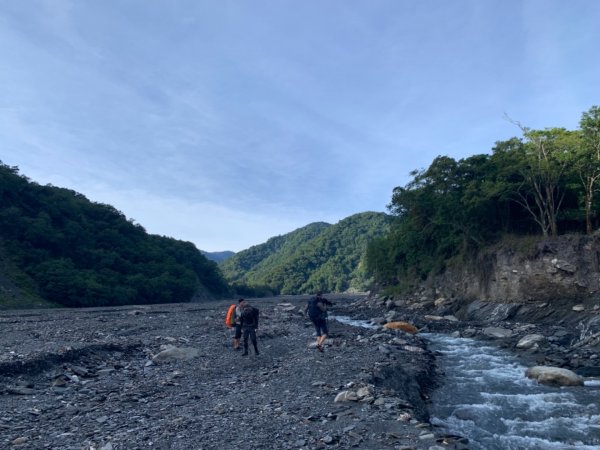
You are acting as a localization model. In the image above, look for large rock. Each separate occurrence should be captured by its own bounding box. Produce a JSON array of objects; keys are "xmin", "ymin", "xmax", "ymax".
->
[
  {"xmin": 152, "ymin": 345, "xmax": 200, "ymax": 363},
  {"xmin": 525, "ymin": 366, "xmax": 584, "ymax": 386},
  {"xmin": 516, "ymin": 334, "xmax": 546, "ymax": 349},
  {"xmin": 483, "ymin": 327, "xmax": 513, "ymax": 338},
  {"xmin": 334, "ymin": 390, "xmax": 358, "ymax": 402}
]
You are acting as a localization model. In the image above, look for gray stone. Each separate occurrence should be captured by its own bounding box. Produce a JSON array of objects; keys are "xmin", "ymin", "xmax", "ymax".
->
[
  {"xmin": 334, "ymin": 390, "xmax": 358, "ymax": 402},
  {"xmin": 483, "ymin": 327, "xmax": 513, "ymax": 338},
  {"xmin": 525, "ymin": 366, "xmax": 584, "ymax": 386},
  {"xmin": 516, "ymin": 334, "xmax": 546, "ymax": 349},
  {"xmin": 152, "ymin": 345, "xmax": 199, "ymax": 362}
]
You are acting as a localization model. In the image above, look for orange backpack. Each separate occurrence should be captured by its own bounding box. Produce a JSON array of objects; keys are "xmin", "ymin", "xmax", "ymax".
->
[{"xmin": 225, "ymin": 304, "xmax": 237, "ymax": 328}]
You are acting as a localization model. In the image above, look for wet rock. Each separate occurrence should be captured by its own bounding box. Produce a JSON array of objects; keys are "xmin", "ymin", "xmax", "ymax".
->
[
  {"xmin": 516, "ymin": 334, "xmax": 546, "ymax": 349},
  {"xmin": 525, "ymin": 365, "xmax": 584, "ymax": 386},
  {"xmin": 482, "ymin": 327, "xmax": 513, "ymax": 338}
]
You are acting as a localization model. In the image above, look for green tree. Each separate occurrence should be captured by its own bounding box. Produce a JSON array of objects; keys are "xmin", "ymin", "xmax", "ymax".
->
[
  {"xmin": 577, "ymin": 106, "xmax": 600, "ymax": 234},
  {"xmin": 504, "ymin": 125, "xmax": 576, "ymax": 236}
]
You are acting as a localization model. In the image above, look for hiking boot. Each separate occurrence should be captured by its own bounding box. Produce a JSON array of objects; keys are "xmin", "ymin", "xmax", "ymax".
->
[
  {"xmin": 254, "ymin": 350, "xmax": 259, "ymax": 355},
  {"xmin": 317, "ymin": 344, "xmax": 324, "ymax": 352},
  {"xmin": 242, "ymin": 351, "xmax": 248, "ymax": 356}
]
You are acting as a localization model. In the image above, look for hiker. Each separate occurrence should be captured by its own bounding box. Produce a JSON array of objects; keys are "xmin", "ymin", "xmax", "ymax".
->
[
  {"xmin": 229, "ymin": 299, "xmax": 244, "ymax": 350},
  {"xmin": 305, "ymin": 291, "xmax": 333, "ymax": 352},
  {"xmin": 225, "ymin": 302, "xmax": 238, "ymax": 349},
  {"xmin": 239, "ymin": 299, "xmax": 260, "ymax": 356}
]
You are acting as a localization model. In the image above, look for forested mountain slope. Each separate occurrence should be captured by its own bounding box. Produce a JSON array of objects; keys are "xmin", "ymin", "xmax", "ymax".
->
[
  {"xmin": 220, "ymin": 212, "xmax": 390, "ymax": 294},
  {"xmin": 0, "ymin": 162, "xmax": 230, "ymax": 308},
  {"xmin": 201, "ymin": 250, "xmax": 235, "ymax": 263}
]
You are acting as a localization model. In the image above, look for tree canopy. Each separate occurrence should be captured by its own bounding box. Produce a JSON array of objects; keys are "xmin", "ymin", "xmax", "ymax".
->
[{"xmin": 367, "ymin": 106, "xmax": 600, "ymax": 291}]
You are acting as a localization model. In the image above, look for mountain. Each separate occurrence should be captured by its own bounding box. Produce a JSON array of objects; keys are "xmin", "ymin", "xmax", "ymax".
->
[
  {"xmin": 220, "ymin": 212, "xmax": 390, "ymax": 294},
  {"xmin": 201, "ymin": 250, "xmax": 235, "ymax": 263},
  {"xmin": 0, "ymin": 162, "xmax": 230, "ymax": 308}
]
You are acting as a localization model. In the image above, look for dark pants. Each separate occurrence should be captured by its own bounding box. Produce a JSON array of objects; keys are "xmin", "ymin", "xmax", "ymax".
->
[
  {"xmin": 311, "ymin": 316, "xmax": 328, "ymax": 337},
  {"xmin": 243, "ymin": 327, "xmax": 258, "ymax": 353}
]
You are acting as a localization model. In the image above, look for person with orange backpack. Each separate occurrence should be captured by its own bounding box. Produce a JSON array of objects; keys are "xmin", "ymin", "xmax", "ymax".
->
[{"xmin": 225, "ymin": 299, "xmax": 244, "ymax": 350}]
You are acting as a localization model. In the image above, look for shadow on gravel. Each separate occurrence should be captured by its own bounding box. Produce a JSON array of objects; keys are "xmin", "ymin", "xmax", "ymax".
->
[{"xmin": 0, "ymin": 342, "xmax": 142, "ymax": 377}]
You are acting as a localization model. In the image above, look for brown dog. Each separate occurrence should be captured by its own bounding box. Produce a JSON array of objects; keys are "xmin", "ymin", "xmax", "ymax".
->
[{"xmin": 383, "ymin": 321, "xmax": 418, "ymax": 334}]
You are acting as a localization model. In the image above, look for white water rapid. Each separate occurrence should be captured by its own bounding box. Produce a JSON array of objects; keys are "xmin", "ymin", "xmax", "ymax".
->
[{"xmin": 427, "ymin": 333, "xmax": 600, "ymax": 450}]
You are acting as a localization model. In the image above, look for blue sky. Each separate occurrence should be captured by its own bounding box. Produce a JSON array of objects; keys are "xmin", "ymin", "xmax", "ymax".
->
[{"xmin": 1, "ymin": 1, "xmax": 599, "ymax": 252}]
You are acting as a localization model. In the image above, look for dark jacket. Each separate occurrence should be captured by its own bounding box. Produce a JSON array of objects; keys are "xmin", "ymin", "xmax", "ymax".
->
[
  {"xmin": 306, "ymin": 295, "xmax": 333, "ymax": 320},
  {"xmin": 240, "ymin": 305, "xmax": 259, "ymax": 328}
]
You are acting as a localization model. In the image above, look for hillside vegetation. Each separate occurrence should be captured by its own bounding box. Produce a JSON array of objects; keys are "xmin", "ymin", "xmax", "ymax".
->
[
  {"xmin": 220, "ymin": 212, "xmax": 390, "ymax": 294},
  {"xmin": 0, "ymin": 162, "xmax": 230, "ymax": 308},
  {"xmin": 201, "ymin": 250, "xmax": 235, "ymax": 263},
  {"xmin": 366, "ymin": 105, "xmax": 600, "ymax": 293}
]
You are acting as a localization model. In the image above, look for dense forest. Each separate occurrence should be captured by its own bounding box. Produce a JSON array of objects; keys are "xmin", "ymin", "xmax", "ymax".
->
[
  {"xmin": 366, "ymin": 106, "xmax": 600, "ymax": 292},
  {"xmin": 220, "ymin": 212, "xmax": 390, "ymax": 295},
  {"xmin": 0, "ymin": 163, "xmax": 230, "ymax": 308}
]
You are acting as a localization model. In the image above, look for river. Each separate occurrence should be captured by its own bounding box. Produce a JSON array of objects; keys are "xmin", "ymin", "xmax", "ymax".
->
[
  {"xmin": 426, "ymin": 333, "xmax": 600, "ymax": 450},
  {"xmin": 332, "ymin": 315, "xmax": 600, "ymax": 449}
]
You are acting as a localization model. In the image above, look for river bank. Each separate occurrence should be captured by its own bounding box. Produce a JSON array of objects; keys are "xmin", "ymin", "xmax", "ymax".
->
[
  {"xmin": 0, "ymin": 295, "xmax": 453, "ymax": 450},
  {"xmin": 360, "ymin": 291, "xmax": 600, "ymax": 377}
]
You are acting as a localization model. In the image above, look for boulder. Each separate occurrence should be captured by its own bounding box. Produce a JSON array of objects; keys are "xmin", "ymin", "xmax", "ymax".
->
[
  {"xmin": 152, "ymin": 345, "xmax": 200, "ymax": 363},
  {"xmin": 334, "ymin": 390, "xmax": 358, "ymax": 402},
  {"xmin": 516, "ymin": 334, "xmax": 546, "ymax": 349},
  {"xmin": 424, "ymin": 315, "xmax": 444, "ymax": 321},
  {"xmin": 383, "ymin": 322, "xmax": 418, "ymax": 334},
  {"xmin": 356, "ymin": 386, "xmax": 372, "ymax": 399},
  {"xmin": 483, "ymin": 327, "xmax": 513, "ymax": 338},
  {"xmin": 525, "ymin": 366, "xmax": 584, "ymax": 386}
]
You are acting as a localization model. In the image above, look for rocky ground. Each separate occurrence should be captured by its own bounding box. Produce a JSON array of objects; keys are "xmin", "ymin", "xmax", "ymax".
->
[
  {"xmin": 373, "ymin": 292, "xmax": 600, "ymax": 377},
  {"xmin": 3, "ymin": 293, "xmax": 599, "ymax": 450},
  {"xmin": 0, "ymin": 295, "xmax": 461, "ymax": 450}
]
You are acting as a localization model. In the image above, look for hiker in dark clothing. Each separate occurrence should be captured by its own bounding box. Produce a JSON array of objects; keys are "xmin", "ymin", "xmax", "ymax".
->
[
  {"xmin": 233, "ymin": 298, "xmax": 244, "ymax": 350},
  {"xmin": 239, "ymin": 300, "xmax": 259, "ymax": 356},
  {"xmin": 305, "ymin": 292, "xmax": 333, "ymax": 352}
]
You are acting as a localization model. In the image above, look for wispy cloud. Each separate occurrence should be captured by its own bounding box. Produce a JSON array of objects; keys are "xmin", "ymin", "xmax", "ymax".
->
[{"xmin": 1, "ymin": 1, "xmax": 599, "ymax": 251}]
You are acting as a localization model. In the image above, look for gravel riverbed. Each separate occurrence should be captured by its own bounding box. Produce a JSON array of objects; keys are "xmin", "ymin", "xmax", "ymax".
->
[{"xmin": 0, "ymin": 295, "xmax": 454, "ymax": 450}]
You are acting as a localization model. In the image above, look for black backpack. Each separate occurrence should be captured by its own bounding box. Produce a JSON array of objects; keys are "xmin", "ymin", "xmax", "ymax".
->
[
  {"xmin": 241, "ymin": 306, "xmax": 258, "ymax": 326},
  {"xmin": 307, "ymin": 297, "xmax": 325, "ymax": 320}
]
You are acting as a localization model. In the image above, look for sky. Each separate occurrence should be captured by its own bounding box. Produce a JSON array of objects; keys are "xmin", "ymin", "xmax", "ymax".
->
[{"xmin": 1, "ymin": 1, "xmax": 599, "ymax": 252}]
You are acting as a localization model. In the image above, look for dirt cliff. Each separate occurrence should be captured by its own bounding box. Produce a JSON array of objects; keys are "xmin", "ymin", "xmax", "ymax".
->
[{"xmin": 419, "ymin": 232, "xmax": 600, "ymax": 307}]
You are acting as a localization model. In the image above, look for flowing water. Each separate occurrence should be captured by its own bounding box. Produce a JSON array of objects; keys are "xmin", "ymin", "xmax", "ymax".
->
[
  {"xmin": 331, "ymin": 315, "xmax": 600, "ymax": 449},
  {"xmin": 426, "ymin": 333, "xmax": 600, "ymax": 450}
]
